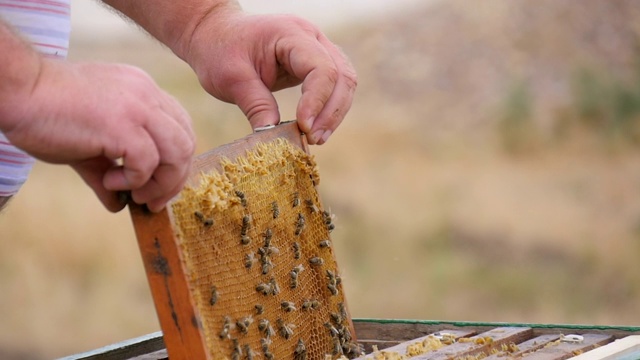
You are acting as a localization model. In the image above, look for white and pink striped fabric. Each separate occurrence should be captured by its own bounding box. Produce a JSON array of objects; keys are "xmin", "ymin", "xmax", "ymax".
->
[{"xmin": 0, "ymin": 0, "xmax": 70, "ymax": 196}]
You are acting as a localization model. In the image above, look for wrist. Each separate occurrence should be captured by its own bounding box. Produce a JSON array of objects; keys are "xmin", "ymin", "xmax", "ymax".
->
[
  {"xmin": 0, "ymin": 24, "xmax": 44, "ymax": 133},
  {"xmin": 173, "ymin": 1, "xmax": 243, "ymax": 62}
]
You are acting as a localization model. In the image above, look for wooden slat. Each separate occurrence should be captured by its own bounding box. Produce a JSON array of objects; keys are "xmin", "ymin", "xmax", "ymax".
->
[
  {"xmin": 521, "ymin": 333, "xmax": 614, "ymax": 360},
  {"xmin": 128, "ymin": 349, "xmax": 168, "ymax": 360},
  {"xmin": 412, "ymin": 327, "xmax": 533, "ymax": 360},
  {"xmin": 352, "ymin": 321, "xmax": 493, "ymax": 343},
  {"xmin": 570, "ymin": 335, "xmax": 640, "ymax": 360},
  {"xmin": 483, "ymin": 334, "xmax": 561, "ymax": 359},
  {"xmin": 129, "ymin": 205, "xmax": 210, "ymax": 360},
  {"xmin": 57, "ymin": 331, "xmax": 164, "ymax": 360}
]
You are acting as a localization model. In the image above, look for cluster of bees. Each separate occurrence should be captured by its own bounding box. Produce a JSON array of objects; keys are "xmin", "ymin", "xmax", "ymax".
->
[{"xmin": 188, "ymin": 167, "xmax": 359, "ymax": 360}]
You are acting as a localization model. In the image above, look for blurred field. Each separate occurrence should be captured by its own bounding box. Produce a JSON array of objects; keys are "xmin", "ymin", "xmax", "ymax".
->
[{"xmin": 2, "ymin": 1, "xmax": 640, "ymax": 359}]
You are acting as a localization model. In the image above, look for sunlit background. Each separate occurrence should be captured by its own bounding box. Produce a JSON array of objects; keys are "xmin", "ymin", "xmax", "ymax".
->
[{"xmin": 1, "ymin": 0, "xmax": 639, "ymax": 358}]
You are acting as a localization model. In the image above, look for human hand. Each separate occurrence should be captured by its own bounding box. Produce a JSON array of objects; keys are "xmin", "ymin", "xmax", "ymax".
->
[
  {"xmin": 2, "ymin": 60, "xmax": 195, "ymax": 212},
  {"xmin": 183, "ymin": 11, "xmax": 357, "ymax": 145}
]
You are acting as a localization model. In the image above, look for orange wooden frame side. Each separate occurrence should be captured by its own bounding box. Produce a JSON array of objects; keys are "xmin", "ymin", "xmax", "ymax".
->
[{"xmin": 128, "ymin": 122, "xmax": 306, "ymax": 360}]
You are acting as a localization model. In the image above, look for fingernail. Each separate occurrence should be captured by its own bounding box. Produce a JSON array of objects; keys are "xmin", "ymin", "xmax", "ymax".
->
[
  {"xmin": 304, "ymin": 116, "xmax": 315, "ymax": 131},
  {"xmin": 321, "ymin": 130, "xmax": 332, "ymax": 144},
  {"xmin": 312, "ymin": 130, "xmax": 324, "ymax": 144}
]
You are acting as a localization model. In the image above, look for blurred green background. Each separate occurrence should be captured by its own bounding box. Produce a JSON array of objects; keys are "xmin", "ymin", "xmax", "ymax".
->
[{"xmin": 1, "ymin": 0, "xmax": 640, "ymax": 358}]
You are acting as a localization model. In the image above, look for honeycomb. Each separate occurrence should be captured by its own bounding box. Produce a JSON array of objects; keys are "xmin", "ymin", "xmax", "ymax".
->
[{"xmin": 171, "ymin": 138, "xmax": 358, "ymax": 360}]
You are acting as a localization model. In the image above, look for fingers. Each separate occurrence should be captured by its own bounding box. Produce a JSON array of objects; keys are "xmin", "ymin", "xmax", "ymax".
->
[
  {"xmin": 130, "ymin": 111, "xmax": 194, "ymax": 211},
  {"xmin": 304, "ymin": 36, "xmax": 357, "ymax": 145},
  {"xmin": 102, "ymin": 91, "xmax": 195, "ymax": 212},
  {"xmin": 276, "ymin": 26, "xmax": 357, "ymax": 145}
]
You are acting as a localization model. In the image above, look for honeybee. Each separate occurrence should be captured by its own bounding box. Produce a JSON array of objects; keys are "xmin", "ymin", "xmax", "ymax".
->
[
  {"xmin": 235, "ymin": 190, "xmax": 247, "ymax": 207},
  {"xmin": 264, "ymin": 246, "xmax": 280, "ymax": 256},
  {"xmin": 343, "ymin": 342, "xmax": 364, "ymax": 356},
  {"xmin": 256, "ymin": 283, "xmax": 271, "ymax": 295},
  {"xmin": 243, "ymin": 344, "xmax": 255, "ymax": 360},
  {"xmin": 342, "ymin": 325, "xmax": 353, "ymax": 342},
  {"xmin": 241, "ymin": 215, "xmax": 251, "ymax": 236},
  {"xmin": 327, "ymin": 284, "xmax": 338, "ymax": 296},
  {"xmin": 245, "ymin": 252, "xmax": 256, "ymax": 269},
  {"xmin": 236, "ymin": 316, "xmax": 253, "ymax": 334},
  {"xmin": 332, "ymin": 337, "xmax": 343, "ymax": 356},
  {"xmin": 276, "ymin": 318, "xmax": 295, "ymax": 340},
  {"xmin": 219, "ymin": 316, "xmax": 233, "ymax": 339},
  {"xmin": 327, "ymin": 223, "xmax": 335, "ymax": 232},
  {"xmin": 294, "ymin": 338, "xmax": 307, "ymax": 360},
  {"xmin": 269, "ymin": 277, "xmax": 280, "ymax": 295},
  {"xmin": 260, "ymin": 337, "xmax": 271, "ymax": 352},
  {"xmin": 271, "ymin": 201, "xmax": 279, "ymax": 219},
  {"xmin": 241, "ymin": 235, "xmax": 251, "ymax": 246},
  {"xmin": 293, "ymin": 264, "xmax": 305, "ymax": 273},
  {"xmin": 324, "ymin": 323, "xmax": 339, "ymax": 337},
  {"xmin": 292, "ymin": 192, "xmax": 300, "ymax": 207},
  {"xmin": 263, "ymin": 228, "xmax": 273, "ymax": 247},
  {"xmin": 330, "ymin": 312, "xmax": 343, "ymax": 325},
  {"xmin": 309, "ymin": 257, "xmax": 324, "ymax": 266},
  {"xmin": 319, "ymin": 240, "xmax": 331, "ymax": 248},
  {"xmin": 262, "ymin": 260, "xmax": 272, "ymax": 276},
  {"xmin": 302, "ymin": 299, "xmax": 320, "ymax": 311},
  {"xmin": 293, "ymin": 242, "xmax": 301, "ymax": 259},
  {"xmin": 194, "ymin": 211, "xmax": 205, "ymax": 221},
  {"xmin": 203, "ymin": 218, "xmax": 214, "ymax": 227},
  {"xmin": 295, "ymin": 213, "xmax": 305, "ymax": 236},
  {"xmin": 326, "ymin": 269, "xmax": 336, "ymax": 283},
  {"xmin": 232, "ymin": 339, "xmax": 242, "ymax": 360},
  {"xmin": 304, "ymin": 199, "xmax": 319, "ymax": 213},
  {"xmin": 338, "ymin": 303, "xmax": 348, "ymax": 321},
  {"xmin": 322, "ymin": 210, "xmax": 333, "ymax": 224},
  {"xmin": 258, "ymin": 319, "xmax": 274, "ymax": 337},
  {"xmin": 254, "ymin": 304, "xmax": 264, "ymax": 315},
  {"xmin": 209, "ymin": 286, "xmax": 218, "ymax": 306},
  {"xmin": 289, "ymin": 270, "xmax": 299, "ymax": 289},
  {"xmin": 261, "ymin": 338, "xmax": 274, "ymax": 359},
  {"xmin": 281, "ymin": 301, "xmax": 297, "ymax": 312}
]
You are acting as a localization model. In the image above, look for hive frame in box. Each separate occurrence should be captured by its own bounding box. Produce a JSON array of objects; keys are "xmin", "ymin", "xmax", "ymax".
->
[{"xmin": 127, "ymin": 121, "xmax": 329, "ymax": 360}]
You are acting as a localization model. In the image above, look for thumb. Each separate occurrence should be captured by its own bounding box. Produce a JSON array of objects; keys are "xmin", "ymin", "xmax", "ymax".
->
[
  {"xmin": 228, "ymin": 77, "xmax": 281, "ymax": 129},
  {"xmin": 71, "ymin": 158, "xmax": 126, "ymax": 213}
]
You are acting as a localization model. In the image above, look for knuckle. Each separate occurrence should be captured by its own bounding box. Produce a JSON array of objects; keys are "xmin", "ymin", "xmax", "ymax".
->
[
  {"xmin": 344, "ymin": 68, "xmax": 358, "ymax": 90},
  {"xmin": 324, "ymin": 65, "xmax": 339, "ymax": 85}
]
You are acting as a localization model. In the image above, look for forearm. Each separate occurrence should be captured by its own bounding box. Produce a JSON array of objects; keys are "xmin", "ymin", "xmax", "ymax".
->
[
  {"xmin": 0, "ymin": 20, "xmax": 42, "ymax": 133},
  {"xmin": 102, "ymin": 0, "xmax": 241, "ymax": 60}
]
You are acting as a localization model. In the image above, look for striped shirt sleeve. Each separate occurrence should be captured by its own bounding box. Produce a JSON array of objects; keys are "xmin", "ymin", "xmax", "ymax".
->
[{"xmin": 0, "ymin": 0, "xmax": 70, "ymax": 196}]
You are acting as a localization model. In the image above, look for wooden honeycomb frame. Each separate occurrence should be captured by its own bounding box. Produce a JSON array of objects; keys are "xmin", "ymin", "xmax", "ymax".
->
[{"xmin": 128, "ymin": 122, "xmax": 356, "ymax": 360}]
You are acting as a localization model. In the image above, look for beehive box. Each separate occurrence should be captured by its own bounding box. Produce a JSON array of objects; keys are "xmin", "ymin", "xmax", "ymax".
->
[
  {"xmin": 62, "ymin": 320, "xmax": 640, "ymax": 360},
  {"xmin": 127, "ymin": 122, "xmax": 358, "ymax": 360}
]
